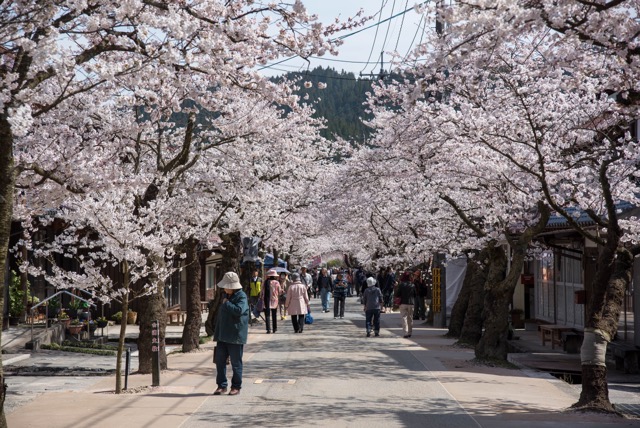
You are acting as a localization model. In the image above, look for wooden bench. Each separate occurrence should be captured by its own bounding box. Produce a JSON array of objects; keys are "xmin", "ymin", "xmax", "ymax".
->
[
  {"xmin": 166, "ymin": 304, "xmax": 186, "ymax": 326},
  {"xmin": 609, "ymin": 342, "xmax": 640, "ymax": 374},
  {"xmin": 539, "ymin": 324, "xmax": 574, "ymax": 349}
]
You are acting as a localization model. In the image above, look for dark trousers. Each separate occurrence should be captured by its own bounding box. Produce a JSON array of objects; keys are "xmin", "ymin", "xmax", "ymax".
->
[
  {"xmin": 365, "ymin": 309, "xmax": 381, "ymax": 334},
  {"xmin": 414, "ymin": 296, "xmax": 426, "ymax": 319},
  {"xmin": 264, "ymin": 308, "xmax": 278, "ymax": 332},
  {"xmin": 291, "ymin": 314, "xmax": 305, "ymax": 332},
  {"xmin": 215, "ymin": 341, "xmax": 244, "ymax": 389},
  {"xmin": 334, "ymin": 295, "xmax": 345, "ymax": 317}
]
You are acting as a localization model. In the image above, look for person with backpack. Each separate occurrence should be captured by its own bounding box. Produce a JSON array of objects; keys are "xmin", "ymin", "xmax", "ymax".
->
[
  {"xmin": 362, "ymin": 277, "xmax": 384, "ymax": 337},
  {"xmin": 259, "ymin": 269, "xmax": 282, "ymax": 334}
]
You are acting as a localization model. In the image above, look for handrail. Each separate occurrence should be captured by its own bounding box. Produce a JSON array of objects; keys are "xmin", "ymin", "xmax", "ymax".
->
[
  {"xmin": 30, "ymin": 290, "xmax": 96, "ymax": 311},
  {"xmin": 29, "ymin": 290, "xmax": 96, "ymax": 343}
]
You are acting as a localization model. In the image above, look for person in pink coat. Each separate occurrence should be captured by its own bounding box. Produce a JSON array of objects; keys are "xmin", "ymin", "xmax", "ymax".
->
[
  {"xmin": 259, "ymin": 269, "xmax": 282, "ymax": 334},
  {"xmin": 285, "ymin": 272, "xmax": 310, "ymax": 333}
]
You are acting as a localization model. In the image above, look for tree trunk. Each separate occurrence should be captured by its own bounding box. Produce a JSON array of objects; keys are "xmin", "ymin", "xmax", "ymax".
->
[
  {"xmin": 205, "ymin": 231, "xmax": 241, "ymax": 337},
  {"xmin": 573, "ymin": 244, "xmax": 631, "ymax": 413},
  {"xmin": 137, "ymin": 255, "xmax": 168, "ymax": 374},
  {"xmin": 115, "ymin": 261, "xmax": 130, "ymax": 394},
  {"xmin": 182, "ymin": 237, "xmax": 202, "ymax": 353},
  {"xmin": 0, "ymin": 115, "xmax": 14, "ymax": 427},
  {"xmin": 447, "ymin": 254, "xmax": 472, "ymax": 338},
  {"xmin": 459, "ymin": 245, "xmax": 494, "ymax": 346},
  {"xmin": 475, "ymin": 204, "xmax": 549, "ymax": 361},
  {"xmin": 474, "ymin": 245, "xmax": 509, "ymax": 360},
  {"xmin": 20, "ymin": 240, "xmax": 28, "ymax": 323}
]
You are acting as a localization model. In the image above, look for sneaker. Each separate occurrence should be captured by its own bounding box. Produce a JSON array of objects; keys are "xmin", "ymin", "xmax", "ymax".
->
[
  {"xmin": 281, "ymin": 316, "xmax": 285, "ymax": 320},
  {"xmin": 366, "ymin": 332, "xmax": 371, "ymax": 337},
  {"xmin": 340, "ymin": 316, "xmax": 344, "ymax": 319},
  {"xmin": 375, "ymin": 332, "xmax": 379, "ymax": 337},
  {"xmin": 334, "ymin": 317, "xmax": 338, "ymax": 319}
]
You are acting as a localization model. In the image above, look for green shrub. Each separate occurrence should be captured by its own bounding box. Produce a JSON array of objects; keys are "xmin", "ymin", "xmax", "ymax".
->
[
  {"xmin": 9, "ymin": 270, "xmax": 36, "ymax": 318},
  {"xmin": 112, "ymin": 311, "xmax": 123, "ymax": 323}
]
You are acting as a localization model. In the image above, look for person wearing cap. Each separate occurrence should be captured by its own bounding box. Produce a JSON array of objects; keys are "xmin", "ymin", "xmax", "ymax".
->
[
  {"xmin": 362, "ymin": 277, "xmax": 383, "ymax": 337},
  {"xmin": 285, "ymin": 272, "xmax": 310, "ymax": 333},
  {"xmin": 213, "ymin": 271, "xmax": 249, "ymax": 396},
  {"xmin": 259, "ymin": 269, "xmax": 283, "ymax": 334}
]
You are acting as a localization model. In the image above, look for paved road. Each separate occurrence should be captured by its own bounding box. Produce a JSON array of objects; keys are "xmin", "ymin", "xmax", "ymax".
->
[
  {"xmin": 5, "ymin": 297, "xmax": 640, "ymax": 427},
  {"xmin": 183, "ymin": 304, "xmax": 480, "ymax": 428}
]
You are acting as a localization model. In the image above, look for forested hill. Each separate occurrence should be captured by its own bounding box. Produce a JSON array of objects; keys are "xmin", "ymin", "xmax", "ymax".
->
[{"xmin": 274, "ymin": 67, "xmax": 374, "ymax": 143}]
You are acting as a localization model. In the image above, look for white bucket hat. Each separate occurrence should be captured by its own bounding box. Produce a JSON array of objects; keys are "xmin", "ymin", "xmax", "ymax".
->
[
  {"xmin": 366, "ymin": 277, "xmax": 377, "ymax": 287},
  {"xmin": 266, "ymin": 269, "xmax": 278, "ymax": 277},
  {"xmin": 218, "ymin": 272, "xmax": 242, "ymax": 290}
]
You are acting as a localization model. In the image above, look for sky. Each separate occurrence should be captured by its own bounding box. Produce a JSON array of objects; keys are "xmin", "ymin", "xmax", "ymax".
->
[{"xmin": 259, "ymin": 1, "xmax": 430, "ymax": 78}]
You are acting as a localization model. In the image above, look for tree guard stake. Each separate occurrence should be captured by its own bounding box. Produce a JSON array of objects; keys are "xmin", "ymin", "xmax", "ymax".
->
[{"xmin": 151, "ymin": 320, "xmax": 160, "ymax": 386}]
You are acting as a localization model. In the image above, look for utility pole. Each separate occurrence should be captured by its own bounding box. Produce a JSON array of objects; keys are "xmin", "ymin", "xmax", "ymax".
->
[{"xmin": 360, "ymin": 52, "xmax": 387, "ymax": 81}]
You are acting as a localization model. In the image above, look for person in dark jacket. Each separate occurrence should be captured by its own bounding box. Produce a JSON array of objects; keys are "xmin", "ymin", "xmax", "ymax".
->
[
  {"xmin": 213, "ymin": 272, "xmax": 249, "ymax": 396},
  {"xmin": 317, "ymin": 268, "xmax": 333, "ymax": 312},
  {"xmin": 362, "ymin": 277, "xmax": 383, "ymax": 337},
  {"xmin": 333, "ymin": 272, "xmax": 348, "ymax": 319},
  {"xmin": 413, "ymin": 270, "xmax": 428, "ymax": 320},
  {"xmin": 394, "ymin": 271, "xmax": 416, "ymax": 338}
]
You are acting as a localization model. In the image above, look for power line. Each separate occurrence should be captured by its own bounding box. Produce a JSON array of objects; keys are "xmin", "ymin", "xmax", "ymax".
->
[
  {"xmin": 403, "ymin": 13, "xmax": 425, "ymax": 64},
  {"xmin": 267, "ymin": 67, "xmax": 374, "ymax": 82},
  {"xmin": 258, "ymin": 1, "xmax": 430, "ymax": 73},
  {"xmin": 360, "ymin": 0, "xmax": 387, "ymax": 74},
  {"xmin": 395, "ymin": 0, "xmax": 410, "ymax": 52}
]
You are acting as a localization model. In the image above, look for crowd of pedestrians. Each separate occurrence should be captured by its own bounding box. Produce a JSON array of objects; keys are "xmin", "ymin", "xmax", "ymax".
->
[
  {"xmin": 212, "ymin": 265, "xmax": 432, "ymax": 396},
  {"xmin": 245, "ymin": 264, "xmax": 432, "ymax": 336}
]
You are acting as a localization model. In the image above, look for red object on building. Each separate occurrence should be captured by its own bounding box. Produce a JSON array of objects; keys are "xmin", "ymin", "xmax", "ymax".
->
[{"xmin": 521, "ymin": 274, "xmax": 534, "ymax": 285}]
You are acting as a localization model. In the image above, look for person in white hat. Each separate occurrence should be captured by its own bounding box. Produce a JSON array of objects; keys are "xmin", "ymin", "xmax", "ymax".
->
[
  {"xmin": 213, "ymin": 272, "xmax": 249, "ymax": 396},
  {"xmin": 258, "ymin": 269, "xmax": 283, "ymax": 334}
]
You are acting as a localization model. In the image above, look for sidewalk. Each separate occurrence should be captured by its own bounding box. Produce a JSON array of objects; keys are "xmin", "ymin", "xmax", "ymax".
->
[{"xmin": 5, "ymin": 298, "xmax": 640, "ymax": 427}]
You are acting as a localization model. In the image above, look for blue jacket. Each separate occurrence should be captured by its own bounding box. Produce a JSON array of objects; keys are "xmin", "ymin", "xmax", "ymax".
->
[{"xmin": 214, "ymin": 290, "xmax": 249, "ymax": 345}]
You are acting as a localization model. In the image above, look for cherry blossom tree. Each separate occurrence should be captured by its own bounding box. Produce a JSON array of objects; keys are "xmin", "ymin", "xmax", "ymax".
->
[
  {"xmin": 360, "ymin": 0, "xmax": 640, "ymax": 413},
  {"xmin": 1, "ymin": 0, "xmax": 363, "ymax": 409}
]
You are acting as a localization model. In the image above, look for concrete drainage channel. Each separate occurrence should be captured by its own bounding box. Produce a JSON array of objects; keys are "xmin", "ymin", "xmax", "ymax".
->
[{"xmin": 548, "ymin": 370, "xmax": 582, "ymax": 384}]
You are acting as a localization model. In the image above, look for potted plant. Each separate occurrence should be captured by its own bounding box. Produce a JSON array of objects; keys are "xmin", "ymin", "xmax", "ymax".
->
[
  {"xmin": 127, "ymin": 310, "xmax": 137, "ymax": 325},
  {"xmin": 47, "ymin": 297, "xmax": 61, "ymax": 319},
  {"xmin": 67, "ymin": 319, "xmax": 83, "ymax": 335},
  {"xmin": 96, "ymin": 316, "xmax": 108, "ymax": 328},
  {"xmin": 67, "ymin": 299, "xmax": 82, "ymax": 319},
  {"xmin": 58, "ymin": 310, "xmax": 71, "ymax": 328},
  {"xmin": 85, "ymin": 320, "xmax": 98, "ymax": 336},
  {"xmin": 112, "ymin": 311, "xmax": 123, "ymax": 324}
]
